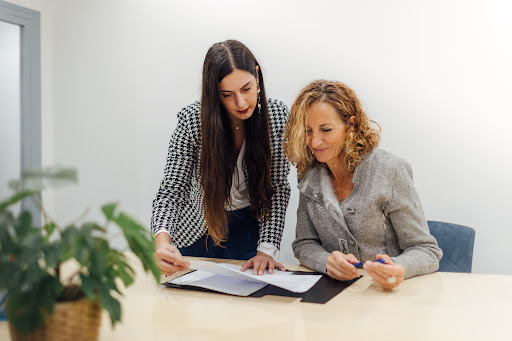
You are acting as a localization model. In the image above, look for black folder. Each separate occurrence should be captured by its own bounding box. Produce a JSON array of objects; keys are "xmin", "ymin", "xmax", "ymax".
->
[{"xmin": 163, "ymin": 270, "xmax": 361, "ymax": 304}]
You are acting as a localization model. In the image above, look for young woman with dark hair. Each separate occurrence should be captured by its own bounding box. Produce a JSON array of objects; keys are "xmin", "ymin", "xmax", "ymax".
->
[{"xmin": 151, "ymin": 40, "xmax": 290, "ymax": 276}]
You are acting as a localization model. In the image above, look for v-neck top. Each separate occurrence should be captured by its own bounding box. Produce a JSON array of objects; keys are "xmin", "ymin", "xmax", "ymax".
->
[{"xmin": 227, "ymin": 139, "xmax": 250, "ymax": 211}]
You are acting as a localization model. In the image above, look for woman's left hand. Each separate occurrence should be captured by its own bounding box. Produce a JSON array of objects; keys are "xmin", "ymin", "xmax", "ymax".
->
[
  {"xmin": 241, "ymin": 251, "xmax": 286, "ymax": 275},
  {"xmin": 363, "ymin": 254, "xmax": 405, "ymax": 290}
]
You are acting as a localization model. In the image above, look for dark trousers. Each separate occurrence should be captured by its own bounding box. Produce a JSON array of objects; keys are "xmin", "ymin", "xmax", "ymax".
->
[{"xmin": 178, "ymin": 206, "xmax": 259, "ymax": 260}]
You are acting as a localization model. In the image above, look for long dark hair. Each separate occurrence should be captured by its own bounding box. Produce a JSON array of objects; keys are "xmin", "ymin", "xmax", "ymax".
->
[{"xmin": 200, "ymin": 40, "xmax": 273, "ymax": 246}]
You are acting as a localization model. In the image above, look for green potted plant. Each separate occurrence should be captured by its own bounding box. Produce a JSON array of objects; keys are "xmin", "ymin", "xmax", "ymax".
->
[{"xmin": 0, "ymin": 167, "xmax": 160, "ymax": 341}]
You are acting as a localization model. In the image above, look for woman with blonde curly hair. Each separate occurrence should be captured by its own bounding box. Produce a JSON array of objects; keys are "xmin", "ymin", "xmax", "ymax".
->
[{"xmin": 283, "ymin": 80, "xmax": 442, "ymax": 289}]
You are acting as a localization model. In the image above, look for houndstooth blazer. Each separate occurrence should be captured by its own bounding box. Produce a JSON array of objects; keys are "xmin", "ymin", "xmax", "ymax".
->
[{"xmin": 151, "ymin": 98, "xmax": 291, "ymax": 249}]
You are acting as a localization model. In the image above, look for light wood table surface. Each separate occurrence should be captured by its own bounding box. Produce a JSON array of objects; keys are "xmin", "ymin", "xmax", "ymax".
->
[{"xmin": 1, "ymin": 254, "xmax": 512, "ymax": 341}]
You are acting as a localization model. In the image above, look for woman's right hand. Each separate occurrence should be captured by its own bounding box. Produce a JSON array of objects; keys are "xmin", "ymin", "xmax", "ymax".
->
[
  {"xmin": 326, "ymin": 251, "xmax": 361, "ymax": 281},
  {"xmin": 154, "ymin": 233, "xmax": 190, "ymax": 276}
]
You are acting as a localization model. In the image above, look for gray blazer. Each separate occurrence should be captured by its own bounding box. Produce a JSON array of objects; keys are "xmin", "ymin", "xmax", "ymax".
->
[{"xmin": 292, "ymin": 148, "xmax": 442, "ymax": 279}]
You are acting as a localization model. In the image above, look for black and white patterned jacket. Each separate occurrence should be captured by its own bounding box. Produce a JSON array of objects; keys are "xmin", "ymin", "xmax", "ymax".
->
[{"xmin": 151, "ymin": 98, "xmax": 291, "ymax": 249}]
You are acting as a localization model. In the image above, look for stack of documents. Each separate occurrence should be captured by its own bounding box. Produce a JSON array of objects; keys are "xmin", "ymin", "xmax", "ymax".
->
[{"xmin": 166, "ymin": 260, "xmax": 322, "ymax": 297}]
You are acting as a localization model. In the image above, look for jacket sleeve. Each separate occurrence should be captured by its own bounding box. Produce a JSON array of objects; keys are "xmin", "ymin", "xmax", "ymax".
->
[
  {"xmin": 292, "ymin": 192, "xmax": 331, "ymax": 273},
  {"xmin": 258, "ymin": 100, "xmax": 291, "ymax": 249},
  {"xmin": 384, "ymin": 158, "xmax": 443, "ymax": 279},
  {"xmin": 151, "ymin": 105, "xmax": 198, "ymax": 238}
]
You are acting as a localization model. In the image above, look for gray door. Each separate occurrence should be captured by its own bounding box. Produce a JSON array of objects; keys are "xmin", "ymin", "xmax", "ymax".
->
[{"xmin": 0, "ymin": 0, "xmax": 41, "ymax": 222}]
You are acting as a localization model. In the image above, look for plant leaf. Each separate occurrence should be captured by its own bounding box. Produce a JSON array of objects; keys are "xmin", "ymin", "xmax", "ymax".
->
[
  {"xmin": 39, "ymin": 275, "xmax": 62, "ymax": 313},
  {"xmin": 16, "ymin": 236, "xmax": 44, "ymax": 269},
  {"xmin": 5, "ymin": 275, "xmax": 60, "ymax": 336},
  {"xmin": 112, "ymin": 212, "xmax": 160, "ymax": 283},
  {"xmin": 46, "ymin": 275, "xmax": 63, "ymax": 301},
  {"xmin": 97, "ymin": 282, "xmax": 121, "ymax": 326},
  {"xmin": 42, "ymin": 241, "xmax": 61, "ymax": 268},
  {"xmin": 6, "ymin": 291, "xmax": 46, "ymax": 334},
  {"xmin": 60, "ymin": 226, "xmax": 81, "ymax": 263},
  {"xmin": 89, "ymin": 238, "xmax": 109, "ymax": 277},
  {"xmin": 21, "ymin": 166, "xmax": 78, "ymax": 191},
  {"xmin": 80, "ymin": 274, "xmax": 95, "ymax": 301},
  {"xmin": 0, "ymin": 190, "xmax": 35, "ymax": 211},
  {"xmin": 12, "ymin": 211, "xmax": 33, "ymax": 244},
  {"xmin": 0, "ymin": 210, "xmax": 15, "ymax": 253},
  {"xmin": 82, "ymin": 222, "xmax": 105, "ymax": 234},
  {"xmin": 115, "ymin": 258, "xmax": 135, "ymax": 287},
  {"xmin": 43, "ymin": 222, "xmax": 56, "ymax": 240},
  {"xmin": 23, "ymin": 261, "xmax": 47, "ymax": 287},
  {"xmin": 101, "ymin": 202, "xmax": 118, "ymax": 221},
  {"xmin": 0, "ymin": 263, "xmax": 22, "ymax": 289}
]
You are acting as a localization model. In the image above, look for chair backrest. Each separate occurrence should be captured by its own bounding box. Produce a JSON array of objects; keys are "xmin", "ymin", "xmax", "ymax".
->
[{"xmin": 427, "ymin": 220, "xmax": 475, "ymax": 273}]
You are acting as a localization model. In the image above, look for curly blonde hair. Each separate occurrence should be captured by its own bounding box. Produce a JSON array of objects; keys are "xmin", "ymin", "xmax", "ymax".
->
[{"xmin": 283, "ymin": 80, "xmax": 381, "ymax": 176}]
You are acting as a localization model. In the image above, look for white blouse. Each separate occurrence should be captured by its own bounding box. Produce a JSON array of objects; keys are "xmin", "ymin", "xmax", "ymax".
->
[
  {"xmin": 226, "ymin": 139, "xmax": 278, "ymax": 259},
  {"xmin": 227, "ymin": 139, "xmax": 250, "ymax": 211}
]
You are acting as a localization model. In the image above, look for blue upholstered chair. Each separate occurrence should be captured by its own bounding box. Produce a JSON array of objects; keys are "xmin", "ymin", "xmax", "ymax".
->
[{"xmin": 427, "ymin": 220, "xmax": 475, "ymax": 273}]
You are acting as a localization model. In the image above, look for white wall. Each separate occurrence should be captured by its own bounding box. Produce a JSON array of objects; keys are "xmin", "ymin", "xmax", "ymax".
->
[{"xmin": 6, "ymin": 0, "xmax": 512, "ymax": 275}]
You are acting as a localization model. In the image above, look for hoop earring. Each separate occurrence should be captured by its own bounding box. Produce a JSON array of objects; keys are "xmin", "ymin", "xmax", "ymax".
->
[
  {"xmin": 257, "ymin": 86, "xmax": 261, "ymax": 113},
  {"xmin": 347, "ymin": 129, "xmax": 355, "ymax": 141},
  {"xmin": 308, "ymin": 147, "xmax": 315, "ymax": 160}
]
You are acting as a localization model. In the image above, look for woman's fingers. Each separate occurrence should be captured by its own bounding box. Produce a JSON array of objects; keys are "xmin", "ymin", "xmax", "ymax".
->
[
  {"xmin": 267, "ymin": 261, "xmax": 275, "ymax": 274},
  {"xmin": 169, "ymin": 247, "xmax": 190, "ymax": 268},
  {"xmin": 367, "ymin": 268, "xmax": 399, "ymax": 290},
  {"xmin": 365, "ymin": 261, "xmax": 394, "ymax": 278},
  {"xmin": 366, "ymin": 265, "xmax": 389, "ymax": 281},
  {"xmin": 327, "ymin": 263, "xmax": 357, "ymax": 281},
  {"xmin": 275, "ymin": 261, "xmax": 286, "ymax": 272},
  {"xmin": 155, "ymin": 244, "xmax": 189, "ymax": 275},
  {"xmin": 240, "ymin": 259, "xmax": 253, "ymax": 272},
  {"xmin": 327, "ymin": 252, "xmax": 360, "ymax": 281},
  {"xmin": 241, "ymin": 252, "xmax": 285, "ymax": 275},
  {"xmin": 253, "ymin": 258, "xmax": 265, "ymax": 275},
  {"xmin": 326, "ymin": 265, "xmax": 344, "ymax": 280},
  {"xmin": 158, "ymin": 259, "xmax": 188, "ymax": 276},
  {"xmin": 363, "ymin": 257, "xmax": 405, "ymax": 289},
  {"xmin": 375, "ymin": 254, "xmax": 393, "ymax": 264},
  {"xmin": 345, "ymin": 253, "xmax": 360, "ymax": 264}
]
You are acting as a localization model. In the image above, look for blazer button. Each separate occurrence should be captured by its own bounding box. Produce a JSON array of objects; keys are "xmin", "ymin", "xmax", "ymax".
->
[{"xmin": 346, "ymin": 207, "xmax": 355, "ymax": 214}]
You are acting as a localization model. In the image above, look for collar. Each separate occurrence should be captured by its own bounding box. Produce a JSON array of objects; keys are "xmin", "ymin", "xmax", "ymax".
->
[{"xmin": 297, "ymin": 148, "xmax": 377, "ymax": 202}]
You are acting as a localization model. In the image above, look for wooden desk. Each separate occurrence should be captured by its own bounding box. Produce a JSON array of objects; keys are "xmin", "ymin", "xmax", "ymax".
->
[{"xmin": 1, "ymin": 255, "xmax": 511, "ymax": 341}]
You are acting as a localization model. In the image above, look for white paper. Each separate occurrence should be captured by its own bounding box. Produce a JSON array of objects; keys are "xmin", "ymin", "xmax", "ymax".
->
[
  {"xmin": 169, "ymin": 269, "xmax": 268, "ymax": 296},
  {"xmin": 184, "ymin": 260, "xmax": 322, "ymax": 293}
]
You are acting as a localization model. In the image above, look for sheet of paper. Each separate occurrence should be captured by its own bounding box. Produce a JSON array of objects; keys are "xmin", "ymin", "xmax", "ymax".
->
[
  {"xmin": 187, "ymin": 260, "xmax": 255, "ymax": 281},
  {"xmin": 187, "ymin": 260, "xmax": 322, "ymax": 293},
  {"xmin": 220, "ymin": 263, "xmax": 322, "ymax": 293},
  {"xmin": 169, "ymin": 270, "xmax": 267, "ymax": 296}
]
